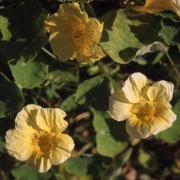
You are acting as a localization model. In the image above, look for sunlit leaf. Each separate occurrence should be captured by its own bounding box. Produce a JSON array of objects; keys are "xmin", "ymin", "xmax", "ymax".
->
[
  {"xmin": 100, "ymin": 9, "xmax": 178, "ymax": 64},
  {"xmin": 0, "ymin": 15, "xmax": 12, "ymax": 41},
  {"xmin": 92, "ymin": 109, "xmax": 128, "ymax": 157},
  {"xmin": 11, "ymin": 164, "xmax": 52, "ymax": 180},
  {"xmin": 10, "ymin": 55, "xmax": 48, "ymax": 89},
  {"xmin": 65, "ymin": 156, "xmax": 111, "ymax": 177}
]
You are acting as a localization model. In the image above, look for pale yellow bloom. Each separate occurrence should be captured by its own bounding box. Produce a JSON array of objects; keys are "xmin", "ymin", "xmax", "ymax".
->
[
  {"xmin": 109, "ymin": 73, "xmax": 176, "ymax": 139},
  {"xmin": 45, "ymin": 3, "xmax": 105, "ymax": 64},
  {"xmin": 133, "ymin": 0, "xmax": 180, "ymax": 16},
  {"xmin": 5, "ymin": 105, "xmax": 74, "ymax": 172}
]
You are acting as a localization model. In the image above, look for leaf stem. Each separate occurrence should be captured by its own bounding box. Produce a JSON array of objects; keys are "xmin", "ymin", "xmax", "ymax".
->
[
  {"xmin": 74, "ymin": 143, "xmax": 93, "ymax": 157},
  {"xmin": 42, "ymin": 47, "xmax": 57, "ymax": 60}
]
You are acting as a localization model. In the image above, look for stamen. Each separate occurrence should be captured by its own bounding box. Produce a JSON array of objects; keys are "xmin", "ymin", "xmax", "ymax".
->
[{"xmin": 32, "ymin": 131, "xmax": 57, "ymax": 157}]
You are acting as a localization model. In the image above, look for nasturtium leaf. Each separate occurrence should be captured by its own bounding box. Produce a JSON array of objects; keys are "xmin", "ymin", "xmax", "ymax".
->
[
  {"xmin": 100, "ymin": 10, "xmax": 142, "ymax": 64},
  {"xmin": 11, "ymin": 164, "xmax": 52, "ymax": 180},
  {"xmin": 48, "ymin": 70, "xmax": 77, "ymax": 83},
  {"xmin": 159, "ymin": 19, "xmax": 179, "ymax": 45},
  {"xmin": 65, "ymin": 156, "xmax": 110, "ymax": 177},
  {"xmin": 138, "ymin": 149, "xmax": 151, "ymax": 169},
  {"xmin": 0, "ymin": 73, "xmax": 24, "ymax": 118},
  {"xmin": 60, "ymin": 94, "xmax": 78, "ymax": 112},
  {"xmin": 75, "ymin": 75, "xmax": 105, "ymax": 102},
  {"xmin": 96, "ymin": 132, "xmax": 128, "ymax": 158},
  {"xmin": 47, "ymin": 60, "xmax": 78, "ymax": 83},
  {"xmin": 75, "ymin": 75, "xmax": 110, "ymax": 111},
  {"xmin": 0, "ymin": 0, "xmax": 48, "ymax": 61},
  {"xmin": 156, "ymin": 100, "xmax": 180, "ymax": 143},
  {"xmin": 100, "ymin": 9, "xmax": 179, "ymax": 64},
  {"xmin": 10, "ymin": 55, "xmax": 48, "ymax": 89},
  {"xmin": 61, "ymin": 75, "xmax": 110, "ymax": 112},
  {"xmin": 92, "ymin": 109, "xmax": 128, "ymax": 158},
  {"xmin": 93, "ymin": 110, "xmax": 110, "ymax": 132},
  {"xmin": 0, "ymin": 15, "xmax": 12, "ymax": 41}
]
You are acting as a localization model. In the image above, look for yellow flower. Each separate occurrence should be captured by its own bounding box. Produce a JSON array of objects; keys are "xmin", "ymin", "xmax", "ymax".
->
[
  {"xmin": 45, "ymin": 3, "xmax": 105, "ymax": 64},
  {"xmin": 133, "ymin": 0, "xmax": 180, "ymax": 16},
  {"xmin": 109, "ymin": 73, "xmax": 176, "ymax": 139},
  {"xmin": 5, "ymin": 104, "xmax": 74, "ymax": 172}
]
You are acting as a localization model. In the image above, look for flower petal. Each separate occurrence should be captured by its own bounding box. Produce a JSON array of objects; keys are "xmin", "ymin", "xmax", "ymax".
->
[
  {"xmin": 126, "ymin": 118, "xmax": 152, "ymax": 138},
  {"xmin": 152, "ymin": 80, "xmax": 174, "ymax": 101},
  {"xmin": 5, "ymin": 129, "xmax": 34, "ymax": 161},
  {"xmin": 15, "ymin": 104, "xmax": 42, "ymax": 129},
  {"xmin": 52, "ymin": 134, "xmax": 75, "ymax": 165},
  {"xmin": 49, "ymin": 32, "xmax": 76, "ymax": 60},
  {"xmin": 76, "ymin": 18, "xmax": 104, "ymax": 63},
  {"xmin": 126, "ymin": 104, "xmax": 176, "ymax": 139},
  {"xmin": 152, "ymin": 107, "xmax": 176, "ymax": 135},
  {"xmin": 122, "ymin": 73, "xmax": 148, "ymax": 103},
  {"xmin": 86, "ymin": 18, "xmax": 104, "ymax": 44},
  {"xmin": 133, "ymin": 0, "xmax": 174, "ymax": 14},
  {"xmin": 147, "ymin": 80, "xmax": 174, "ymax": 102},
  {"xmin": 29, "ymin": 155, "xmax": 52, "ymax": 173},
  {"xmin": 35, "ymin": 108, "xmax": 68, "ymax": 132},
  {"xmin": 59, "ymin": 3, "xmax": 88, "ymax": 20},
  {"xmin": 45, "ymin": 13, "xmax": 60, "ymax": 33},
  {"xmin": 45, "ymin": 3, "xmax": 104, "ymax": 64},
  {"xmin": 77, "ymin": 46, "xmax": 105, "ymax": 64},
  {"xmin": 109, "ymin": 91, "xmax": 132, "ymax": 121},
  {"xmin": 171, "ymin": 0, "xmax": 180, "ymax": 16}
]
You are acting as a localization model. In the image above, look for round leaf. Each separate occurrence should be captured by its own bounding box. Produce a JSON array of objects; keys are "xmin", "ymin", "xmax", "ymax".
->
[{"xmin": 0, "ymin": 73, "xmax": 24, "ymax": 118}]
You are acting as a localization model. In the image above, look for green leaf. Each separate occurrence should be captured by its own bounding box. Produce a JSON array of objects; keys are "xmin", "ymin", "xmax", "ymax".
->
[
  {"xmin": 156, "ymin": 100, "xmax": 180, "ymax": 143},
  {"xmin": 60, "ymin": 94, "xmax": 78, "ymax": 112},
  {"xmin": 48, "ymin": 70, "xmax": 77, "ymax": 83},
  {"xmin": 100, "ymin": 10, "xmax": 179, "ymax": 64},
  {"xmin": 11, "ymin": 164, "xmax": 52, "ymax": 180},
  {"xmin": 75, "ymin": 75, "xmax": 105, "ymax": 102},
  {"xmin": 47, "ymin": 60, "xmax": 78, "ymax": 83},
  {"xmin": 65, "ymin": 156, "xmax": 110, "ymax": 177},
  {"xmin": 0, "ymin": 73, "xmax": 24, "ymax": 118},
  {"xmin": 10, "ymin": 55, "xmax": 48, "ymax": 89},
  {"xmin": 92, "ymin": 109, "xmax": 128, "ymax": 158},
  {"xmin": 61, "ymin": 75, "xmax": 110, "ymax": 111},
  {"xmin": 0, "ymin": 15, "xmax": 12, "ymax": 41},
  {"xmin": 75, "ymin": 75, "xmax": 110, "ymax": 111},
  {"xmin": 100, "ymin": 10, "xmax": 142, "ymax": 64},
  {"xmin": 159, "ymin": 19, "xmax": 179, "ymax": 45},
  {"xmin": 0, "ymin": 0, "xmax": 47, "ymax": 61},
  {"xmin": 138, "ymin": 149, "xmax": 151, "ymax": 169}
]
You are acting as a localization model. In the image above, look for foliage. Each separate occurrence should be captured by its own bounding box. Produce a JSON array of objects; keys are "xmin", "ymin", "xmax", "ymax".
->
[{"xmin": 0, "ymin": 0, "xmax": 179, "ymax": 179}]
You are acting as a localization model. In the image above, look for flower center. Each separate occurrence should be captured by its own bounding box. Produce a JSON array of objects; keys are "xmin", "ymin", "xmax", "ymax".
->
[
  {"xmin": 131, "ymin": 101, "xmax": 156, "ymax": 122},
  {"xmin": 33, "ymin": 131, "xmax": 57, "ymax": 157},
  {"xmin": 72, "ymin": 23, "xmax": 86, "ymax": 41}
]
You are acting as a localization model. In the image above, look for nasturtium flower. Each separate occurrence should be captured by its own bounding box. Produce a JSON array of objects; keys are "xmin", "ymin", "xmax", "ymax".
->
[
  {"xmin": 5, "ymin": 105, "xmax": 74, "ymax": 172},
  {"xmin": 133, "ymin": 0, "xmax": 180, "ymax": 16},
  {"xmin": 109, "ymin": 73, "xmax": 176, "ymax": 139},
  {"xmin": 45, "ymin": 3, "xmax": 105, "ymax": 64}
]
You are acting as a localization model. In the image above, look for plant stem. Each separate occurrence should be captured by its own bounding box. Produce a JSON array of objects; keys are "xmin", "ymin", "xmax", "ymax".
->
[
  {"xmin": 42, "ymin": 47, "xmax": 57, "ymax": 60},
  {"xmin": 74, "ymin": 143, "xmax": 93, "ymax": 157}
]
